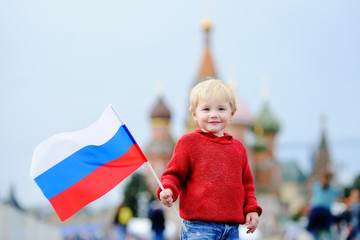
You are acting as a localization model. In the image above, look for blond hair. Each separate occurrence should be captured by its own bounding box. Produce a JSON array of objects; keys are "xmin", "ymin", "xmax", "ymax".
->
[{"xmin": 189, "ymin": 79, "xmax": 237, "ymax": 113}]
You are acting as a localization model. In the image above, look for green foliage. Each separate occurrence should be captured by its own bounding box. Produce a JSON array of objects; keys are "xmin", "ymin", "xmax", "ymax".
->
[
  {"xmin": 123, "ymin": 172, "xmax": 150, "ymax": 217},
  {"xmin": 344, "ymin": 187, "xmax": 351, "ymax": 198},
  {"xmin": 345, "ymin": 174, "xmax": 360, "ymax": 197},
  {"xmin": 353, "ymin": 174, "xmax": 360, "ymax": 189}
]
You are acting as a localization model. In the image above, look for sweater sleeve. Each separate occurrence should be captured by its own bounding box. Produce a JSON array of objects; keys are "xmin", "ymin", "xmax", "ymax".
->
[
  {"xmin": 156, "ymin": 137, "xmax": 191, "ymax": 202},
  {"xmin": 242, "ymin": 148, "xmax": 262, "ymax": 216}
]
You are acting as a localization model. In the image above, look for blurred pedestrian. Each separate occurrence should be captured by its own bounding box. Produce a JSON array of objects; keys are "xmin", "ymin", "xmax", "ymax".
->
[
  {"xmin": 347, "ymin": 188, "xmax": 360, "ymax": 240},
  {"xmin": 113, "ymin": 203, "xmax": 133, "ymax": 240},
  {"xmin": 306, "ymin": 170, "xmax": 340, "ymax": 240},
  {"xmin": 149, "ymin": 201, "xmax": 166, "ymax": 240}
]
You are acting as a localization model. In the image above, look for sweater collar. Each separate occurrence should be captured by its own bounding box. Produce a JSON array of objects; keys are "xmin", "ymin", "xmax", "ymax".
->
[{"xmin": 195, "ymin": 129, "xmax": 233, "ymax": 143}]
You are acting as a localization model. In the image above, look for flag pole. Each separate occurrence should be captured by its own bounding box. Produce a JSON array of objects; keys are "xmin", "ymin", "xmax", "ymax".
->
[{"xmin": 109, "ymin": 105, "xmax": 187, "ymax": 232}]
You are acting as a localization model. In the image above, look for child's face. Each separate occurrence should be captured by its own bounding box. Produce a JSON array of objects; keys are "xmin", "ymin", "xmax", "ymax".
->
[{"xmin": 192, "ymin": 96, "xmax": 235, "ymax": 137}]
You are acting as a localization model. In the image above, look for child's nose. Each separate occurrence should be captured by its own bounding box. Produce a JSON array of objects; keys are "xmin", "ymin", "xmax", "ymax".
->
[{"xmin": 210, "ymin": 111, "xmax": 218, "ymax": 118}]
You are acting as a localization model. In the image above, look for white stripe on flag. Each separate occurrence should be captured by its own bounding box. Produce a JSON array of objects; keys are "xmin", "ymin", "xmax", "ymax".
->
[{"xmin": 30, "ymin": 105, "xmax": 122, "ymax": 179}]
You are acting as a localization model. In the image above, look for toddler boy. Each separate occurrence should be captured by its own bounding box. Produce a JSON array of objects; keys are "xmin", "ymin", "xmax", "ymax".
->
[{"xmin": 157, "ymin": 79, "xmax": 262, "ymax": 239}]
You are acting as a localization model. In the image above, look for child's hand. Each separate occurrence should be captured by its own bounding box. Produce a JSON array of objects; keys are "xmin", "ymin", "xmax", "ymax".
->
[
  {"xmin": 245, "ymin": 211, "xmax": 259, "ymax": 234},
  {"xmin": 159, "ymin": 189, "xmax": 173, "ymax": 207}
]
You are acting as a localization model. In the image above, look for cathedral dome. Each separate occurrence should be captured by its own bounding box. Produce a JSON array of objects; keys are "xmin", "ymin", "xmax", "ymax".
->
[
  {"xmin": 254, "ymin": 102, "xmax": 280, "ymax": 134},
  {"xmin": 150, "ymin": 97, "xmax": 171, "ymax": 119}
]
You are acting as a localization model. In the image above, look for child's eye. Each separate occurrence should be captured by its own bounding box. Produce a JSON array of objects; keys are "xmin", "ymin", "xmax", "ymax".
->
[
  {"xmin": 219, "ymin": 108, "xmax": 225, "ymax": 111},
  {"xmin": 203, "ymin": 108, "xmax": 210, "ymax": 111}
]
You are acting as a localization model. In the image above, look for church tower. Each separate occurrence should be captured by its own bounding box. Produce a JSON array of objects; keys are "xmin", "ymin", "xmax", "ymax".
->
[
  {"xmin": 186, "ymin": 17, "xmax": 218, "ymax": 133},
  {"xmin": 144, "ymin": 92, "xmax": 175, "ymax": 193},
  {"xmin": 308, "ymin": 115, "xmax": 333, "ymax": 190},
  {"xmin": 196, "ymin": 17, "xmax": 218, "ymax": 83},
  {"xmin": 252, "ymin": 94, "xmax": 281, "ymax": 195}
]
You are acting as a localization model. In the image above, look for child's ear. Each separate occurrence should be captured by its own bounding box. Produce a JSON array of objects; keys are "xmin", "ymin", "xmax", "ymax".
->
[
  {"xmin": 191, "ymin": 111, "xmax": 198, "ymax": 122},
  {"xmin": 230, "ymin": 109, "xmax": 236, "ymax": 121}
]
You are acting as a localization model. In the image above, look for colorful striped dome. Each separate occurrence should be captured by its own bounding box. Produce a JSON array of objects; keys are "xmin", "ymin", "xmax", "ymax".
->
[{"xmin": 254, "ymin": 101, "xmax": 280, "ymax": 134}]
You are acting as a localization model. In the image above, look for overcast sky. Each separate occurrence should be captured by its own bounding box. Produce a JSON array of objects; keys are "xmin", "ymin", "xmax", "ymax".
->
[{"xmin": 1, "ymin": 0, "xmax": 360, "ymax": 210}]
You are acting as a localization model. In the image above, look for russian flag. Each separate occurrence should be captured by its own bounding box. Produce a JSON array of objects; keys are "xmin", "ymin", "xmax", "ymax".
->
[{"xmin": 30, "ymin": 105, "xmax": 147, "ymax": 221}]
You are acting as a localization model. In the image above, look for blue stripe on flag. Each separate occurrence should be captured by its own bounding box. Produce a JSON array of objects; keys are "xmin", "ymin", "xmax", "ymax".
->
[{"xmin": 34, "ymin": 125, "xmax": 136, "ymax": 200}]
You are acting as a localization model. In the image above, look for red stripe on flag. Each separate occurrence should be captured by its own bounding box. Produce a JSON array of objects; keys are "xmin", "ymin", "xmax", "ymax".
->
[{"xmin": 49, "ymin": 144, "xmax": 146, "ymax": 221}]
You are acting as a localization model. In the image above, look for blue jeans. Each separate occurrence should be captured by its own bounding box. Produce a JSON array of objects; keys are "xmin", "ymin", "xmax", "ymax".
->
[{"xmin": 181, "ymin": 220, "xmax": 239, "ymax": 240}]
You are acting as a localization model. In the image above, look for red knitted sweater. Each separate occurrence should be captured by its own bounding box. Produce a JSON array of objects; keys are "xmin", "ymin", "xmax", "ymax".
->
[{"xmin": 157, "ymin": 130, "xmax": 262, "ymax": 224}]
